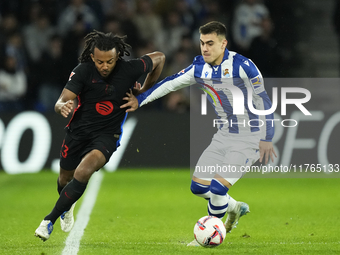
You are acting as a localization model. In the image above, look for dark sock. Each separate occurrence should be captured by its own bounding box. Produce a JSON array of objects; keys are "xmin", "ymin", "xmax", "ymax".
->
[
  {"xmin": 44, "ymin": 178, "xmax": 87, "ymax": 224},
  {"xmin": 57, "ymin": 178, "xmax": 64, "ymax": 195}
]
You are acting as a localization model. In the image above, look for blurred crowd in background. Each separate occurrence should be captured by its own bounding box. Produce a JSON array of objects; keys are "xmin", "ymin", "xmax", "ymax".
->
[{"xmin": 0, "ymin": 0, "xmax": 304, "ymax": 113}]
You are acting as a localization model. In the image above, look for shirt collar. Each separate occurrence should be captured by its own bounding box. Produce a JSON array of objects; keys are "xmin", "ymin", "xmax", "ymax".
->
[{"xmin": 223, "ymin": 48, "xmax": 229, "ymax": 61}]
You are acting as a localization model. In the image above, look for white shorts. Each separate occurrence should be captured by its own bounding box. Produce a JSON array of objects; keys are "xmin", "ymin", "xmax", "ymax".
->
[{"xmin": 193, "ymin": 129, "xmax": 260, "ymax": 185}]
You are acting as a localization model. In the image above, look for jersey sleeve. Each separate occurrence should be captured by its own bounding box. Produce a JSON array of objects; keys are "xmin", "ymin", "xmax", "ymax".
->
[
  {"xmin": 256, "ymin": 91, "xmax": 275, "ymax": 141},
  {"xmin": 239, "ymin": 58, "xmax": 275, "ymax": 142},
  {"xmin": 140, "ymin": 55, "xmax": 153, "ymax": 73},
  {"xmin": 126, "ymin": 55, "xmax": 153, "ymax": 79},
  {"xmin": 65, "ymin": 64, "xmax": 87, "ymax": 95},
  {"xmin": 136, "ymin": 64, "xmax": 196, "ymax": 107}
]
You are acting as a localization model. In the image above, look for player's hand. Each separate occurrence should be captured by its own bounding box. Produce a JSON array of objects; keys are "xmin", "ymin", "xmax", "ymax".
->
[
  {"xmin": 132, "ymin": 81, "xmax": 142, "ymax": 96},
  {"xmin": 259, "ymin": 141, "xmax": 277, "ymax": 164},
  {"xmin": 120, "ymin": 89, "xmax": 139, "ymax": 112},
  {"xmin": 60, "ymin": 100, "xmax": 74, "ymax": 118}
]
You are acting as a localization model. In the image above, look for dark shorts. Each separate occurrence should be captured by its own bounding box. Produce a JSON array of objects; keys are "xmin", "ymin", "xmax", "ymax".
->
[{"xmin": 59, "ymin": 133, "xmax": 121, "ymax": 171}]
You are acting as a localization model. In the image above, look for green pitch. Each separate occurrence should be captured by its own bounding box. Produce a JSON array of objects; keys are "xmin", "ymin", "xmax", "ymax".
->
[{"xmin": 0, "ymin": 169, "xmax": 339, "ymax": 255}]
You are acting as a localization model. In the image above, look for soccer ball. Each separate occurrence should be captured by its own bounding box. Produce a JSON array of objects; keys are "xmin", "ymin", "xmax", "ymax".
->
[{"xmin": 193, "ymin": 216, "xmax": 226, "ymax": 248}]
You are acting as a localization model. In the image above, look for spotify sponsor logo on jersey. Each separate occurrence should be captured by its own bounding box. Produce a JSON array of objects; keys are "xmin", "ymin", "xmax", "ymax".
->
[{"xmin": 96, "ymin": 101, "xmax": 114, "ymax": 115}]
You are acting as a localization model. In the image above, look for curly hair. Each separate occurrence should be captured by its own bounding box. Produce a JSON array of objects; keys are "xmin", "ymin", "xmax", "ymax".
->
[{"xmin": 78, "ymin": 30, "xmax": 131, "ymax": 63}]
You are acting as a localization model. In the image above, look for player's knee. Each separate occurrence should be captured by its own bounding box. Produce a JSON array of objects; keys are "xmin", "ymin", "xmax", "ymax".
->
[
  {"xmin": 190, "ymin": 180, "xmax": 209, "ymax": 196},
  {"xmin": 59, "ymin": 169, "xmax": 74, "ymax": 186},
  {"xmin": 59, "ymin": 175, "xmax": 72, "ymax": 187},
  {"xmin": 210, "ymin": 179, "xmax": 228, "ymax": 196}
]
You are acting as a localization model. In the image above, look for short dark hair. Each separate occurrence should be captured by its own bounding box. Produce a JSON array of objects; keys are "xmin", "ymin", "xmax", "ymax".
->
[
  {"xmin": 78, "ymin": 30, "xmax": 131, "ymax": 63},
  {"xmin": 199, "ymin": 21, "xmax": 227, "ymax": 39}
]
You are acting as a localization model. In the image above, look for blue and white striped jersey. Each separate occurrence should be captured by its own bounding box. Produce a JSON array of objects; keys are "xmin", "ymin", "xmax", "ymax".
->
[{"xmin": 137, "ymin": 49, "xmax": 274, "ymax": 141}]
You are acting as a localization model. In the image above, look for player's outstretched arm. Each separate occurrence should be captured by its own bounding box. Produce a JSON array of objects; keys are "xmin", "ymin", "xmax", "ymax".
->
[
  {"xmin": 121, "ymin": 89, "xmax": 138, "ymax": 113},
  {"xmin": 259, "ymin": 141, "xmax": 277, "ymax": 165},
  {"xmin": 141, "ymin": 51, "xmax": 165, "ymax": 93},
  {"xmin": 55, "ymin": 88, "xmax": 77, "ymax": 118}
]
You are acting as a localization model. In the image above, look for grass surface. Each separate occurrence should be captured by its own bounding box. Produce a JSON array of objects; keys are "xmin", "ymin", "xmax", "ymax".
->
[{"xmin": 0, "ymin": 169, "xmax": 339, "ymax": 254}]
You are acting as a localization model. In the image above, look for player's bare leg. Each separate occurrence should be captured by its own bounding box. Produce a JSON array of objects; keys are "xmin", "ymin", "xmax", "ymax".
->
[
  {"xmin": 73, "ymin": 149, "xmax": 106, "ymax": 183},
  {"xmin": 58, "ymin": 168, "xmax": 75, "ymax": 191},
  {"xmin": 35, "ymin": 150, "xmax": 106, "ymax": 241}
]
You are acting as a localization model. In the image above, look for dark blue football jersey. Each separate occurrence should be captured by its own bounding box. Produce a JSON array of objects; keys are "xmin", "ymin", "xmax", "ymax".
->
[{"xmin": 64, "ymin": 55, "xmax": 152, "ymax": 140}]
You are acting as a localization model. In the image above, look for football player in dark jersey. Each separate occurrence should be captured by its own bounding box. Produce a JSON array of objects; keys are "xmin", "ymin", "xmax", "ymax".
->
[{"xmin": 35, "ymin": 30, "xmax": 165, "ymax": 241}]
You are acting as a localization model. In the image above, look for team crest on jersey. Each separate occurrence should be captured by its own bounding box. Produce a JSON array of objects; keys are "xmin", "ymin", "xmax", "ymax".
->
[
  {"xmin": 223, "ymin": 69, "xmax": 230, "ymax": 77},
  {"xmin": 69, "ymin": 72, "xmax": 75, "ymax": 81},
  {"xmin": 250, "ymin": 76, "xmax": 264, "ymax": 94}
]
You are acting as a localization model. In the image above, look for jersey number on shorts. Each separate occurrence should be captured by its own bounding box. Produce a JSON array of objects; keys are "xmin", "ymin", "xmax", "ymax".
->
[{"xmin": 61, "ymin": 140, "xmax": 69, "ymax": 158}]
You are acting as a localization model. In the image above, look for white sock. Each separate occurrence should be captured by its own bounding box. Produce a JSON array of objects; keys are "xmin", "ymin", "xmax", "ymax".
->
[{"xmin": 226, "ymin": 194, "xmax": 237, "ymax": 213}]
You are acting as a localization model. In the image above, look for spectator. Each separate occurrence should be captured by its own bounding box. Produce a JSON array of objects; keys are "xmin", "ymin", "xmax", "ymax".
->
[
  {"xmin": 101, "ymin": 0, "xmax": 135, "ymax": 17},
  {"xmin": 135, "ymin": 39, "xmax": 158, "ymax": 58},
  {"xmin": 0, "ymin": 13, "xmax": 19, "ymax": 49},
  {"xmin": 57, "ymin": 0, "xmax": 100, "ymax": 36},
  {"xmin": 248, "ymin": 17, "xmax": 282, "ymax": 77},
  {"xmin": 163, "ymin": 48, "xmax": 191, "ymax": 113},
  {"xmin": 103, "ymin": 15, "xmax": 123, "ymax": 36},
  {"xmin": 23, "ymin": 14, "xmax": 56, "ymax": 63},
  {"xmin": 179, "ymin": 33, "xmax": 199, "ymax": 61},
  {"xmin": 105, "ymin": 0, "xmax": 142, "ymax": 51},
  {"xmin": 3, "ymin": 32, "xmax": 27, "ymax": 72},
  {"xmin": 86, "ymin": 0, "xmax": 105, "ymax": 27},
  {"xmin": 164, "ymin": 48, "xmax": 192, "ymax": 77},
  {"xmin": 132, "ymin": 0, "xmax": 163, "ymax": 49},
  {"xmin": 231, "ymin": 0, "xmax": 269, "ymax": 56},
  {"xmin": 158, "ymin": 11, "xmax": 189, "ymax": 56},
  {"xmin": 199, "ymin": 0, "xmax": 229, "ymax": 27},
  {"xmin": 24, "ymin": 1, "xmax": 42, "ymax": 25},
  {"xmin": 36, "ymin": 34, "xmax": 68, "ymax": 112},
  {"xmin": 37, "ymin": 0, "xmax": 69, "ymax": 26},
  {"xmin": 0, "ymin": 54, "xmax": 27, "ymax": 112},
  {"xmin": 62, "ymin": 12, "xmax": 88, "ymax": 75},
  {"xmin": 174, "ymin": 0, "xmax": 198, "ymax": 33}
]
